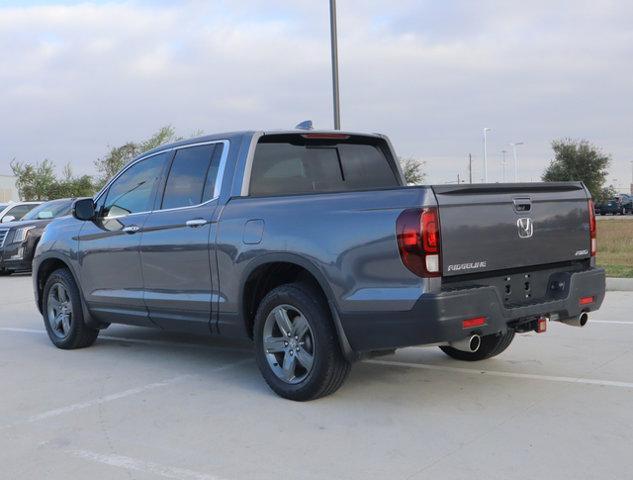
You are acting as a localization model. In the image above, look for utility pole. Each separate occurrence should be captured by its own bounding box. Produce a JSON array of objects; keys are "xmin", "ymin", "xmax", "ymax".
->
[
  {"xmin": 329, "ymin": 0, "xmax": 341, "ymax": 130},
  {"xmin": 468, "ymin": 154, "xmax": 473, "ymax": 184},
  {"xmin": 501, "ymin": 150, "xmax": 508, "ymax": 182},
  {"xmin": 483, "ymin": 128, "xmax": 491, "ymax": 182}
]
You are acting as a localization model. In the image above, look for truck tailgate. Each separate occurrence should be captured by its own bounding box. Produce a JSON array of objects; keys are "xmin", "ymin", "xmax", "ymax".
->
[{"xmin": 432, "ymin": 182, "xmax": 591, "ymax": 277}]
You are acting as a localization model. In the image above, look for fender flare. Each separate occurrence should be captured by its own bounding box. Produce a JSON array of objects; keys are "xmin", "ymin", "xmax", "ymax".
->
[
  {"xmin": 239, "ymin": 252, "xmax": 358, "ymax": 361},
  {"xmin": 35, "ymin": 253, "xmax": 107, "ymax": 330}
]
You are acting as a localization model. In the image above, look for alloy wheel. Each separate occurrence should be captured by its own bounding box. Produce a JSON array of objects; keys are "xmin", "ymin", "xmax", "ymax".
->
[
  {"xmin": 47, "ymin": 283, "xmax": 73, "ymax": 339},
  {"xmin": 262, "ymin": 304, "xmax": 315, "ymax": 384}
]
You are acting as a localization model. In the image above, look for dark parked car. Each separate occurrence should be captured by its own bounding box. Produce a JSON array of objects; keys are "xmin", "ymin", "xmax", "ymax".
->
[
  {"xmin": 32, "ymin": 131, "xmax": 605, "ymax": 400},
  {"xmin": 0, "ymin": 198, "xmax": 74, "ymax": 275},
  {"xmin": 595, "ymin": 195, "xmax": 633, "ymax": 215}
]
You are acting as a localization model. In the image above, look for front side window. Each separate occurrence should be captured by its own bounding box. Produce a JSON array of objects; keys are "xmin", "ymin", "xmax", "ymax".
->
[
  {"xmin": 161, "ymin": 144, "xmax": 222, "ymax": 210},
  {"xmin": 102, "ymin": 152, "xmax": 169, "ymax": 218}
]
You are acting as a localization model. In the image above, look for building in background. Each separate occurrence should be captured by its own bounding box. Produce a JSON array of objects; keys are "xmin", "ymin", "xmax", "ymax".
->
[{"xmin": 0, "ymin": 175, "xmax": 19, "ymax": 201}]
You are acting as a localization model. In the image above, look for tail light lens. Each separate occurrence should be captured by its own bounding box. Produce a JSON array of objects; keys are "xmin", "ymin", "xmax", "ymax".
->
[
  {"xmin": 588, "ymin": 199, "xmax": 596, "ymax": 256},
  {"xmin": 396, "ymin": 207, "xmax": 441, "ymax": 277}
]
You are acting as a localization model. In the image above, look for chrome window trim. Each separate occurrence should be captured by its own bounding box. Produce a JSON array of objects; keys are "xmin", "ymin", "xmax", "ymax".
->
[
  {"xmin": 240, "ymin": 132, "xmax": 264, "ymax": 196},
  {"xmin": 94, "ymin": 139, "xmax": 230, "ymax": 218}
]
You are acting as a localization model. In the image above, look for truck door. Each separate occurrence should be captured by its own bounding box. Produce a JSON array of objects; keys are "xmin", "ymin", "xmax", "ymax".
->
[
  {"xmin": 140, "ymin": 142, "xmax": 225, "ymax": 334},
  {"xmin": 79, "ymin": 151, "xmax": 171, "ymax": 326}
]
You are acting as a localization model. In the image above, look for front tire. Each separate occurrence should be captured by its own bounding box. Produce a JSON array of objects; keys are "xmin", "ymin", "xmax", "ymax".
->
[
  {"xmin": 440, "ymin": 330, "xmax": 515, "ymax": 361},
  {"xmin": 254, "ymin": 283, "xmax": 351, "ymax": 401},
  {"xmin": 42, "ymin": 268, "xmax": 99, "ymax": 349},
  {"xmin": 0, "ymin": 269, "xmax": 13, "ymax": 276}
]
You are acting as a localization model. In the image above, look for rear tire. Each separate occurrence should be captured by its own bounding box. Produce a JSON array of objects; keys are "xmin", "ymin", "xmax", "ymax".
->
[
  {"xmin": 254, "ymin": 282, "xmax": 351, "ymax": 401},
  {"xmin": 42, "ymin": 268, "xmax": 99, "ymax": 349},
  {"xmin": 439, "ymin": 330, "xmax": 515, "ymax": 361}
]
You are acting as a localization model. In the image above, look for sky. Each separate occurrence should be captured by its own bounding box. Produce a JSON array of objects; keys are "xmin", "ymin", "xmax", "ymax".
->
[{"xmin": 1, "ymin": 0, "xmax": 632, "ymax": 188}]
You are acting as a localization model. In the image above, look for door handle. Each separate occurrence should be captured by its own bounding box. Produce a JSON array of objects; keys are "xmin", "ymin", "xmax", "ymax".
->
[
  {"xmin": 186, "ymin": 219, "xmax": 207, "ymax": 228},
  {"xmin": 122, "ymin": 225, "xmax": 141, "ymax": 234}
]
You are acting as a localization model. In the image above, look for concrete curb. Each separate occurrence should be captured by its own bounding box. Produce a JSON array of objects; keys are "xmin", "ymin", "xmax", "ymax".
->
[{"xmin": 606, "ymin": 277, "xmax": 633, "ymax": 292}]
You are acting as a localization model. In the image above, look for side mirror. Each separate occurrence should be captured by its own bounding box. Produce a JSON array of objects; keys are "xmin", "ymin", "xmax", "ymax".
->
[
  {"xmin": 1, "ymin": 215, "xmax": 15, "ymax": 223},
  {"xmin": 72, "ymin": 198, "xmax": 96, "ymax": 221}
]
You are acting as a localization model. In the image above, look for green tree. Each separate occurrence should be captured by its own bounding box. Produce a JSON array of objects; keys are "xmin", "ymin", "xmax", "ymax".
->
[
  {"xmin": 399, "ymin": 157, "xmax": 426, "ymax": 185},
  {"xmin": 595, "ymin": 184, "xmax": 617, "ymax": 203},
  {"xmin": 10, "ymin": 159, "xmax": 57, "ymax": 201},
  {"xmin": 542, "ymin": 139, "xmax": 610, "ymax": 199},
  {"xmin": 48, "ymin": 164, "xmax": 96, "ymax": 198},
  {"xmin": 10, "ymin": 126, "xmax": 197, "ymax": 200},
  {"xmin": 94, "ymin": 125, "xmax": 179, "ymax": 188},
  {"xmin": 11, "ymin": 160, "xmax": 96, "ymax": 201}
]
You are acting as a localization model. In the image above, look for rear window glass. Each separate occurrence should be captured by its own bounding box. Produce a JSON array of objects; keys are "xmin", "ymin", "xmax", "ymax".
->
[{"xmin": 250, "ymin": 140, "xmax": 398, "ymax": 196}]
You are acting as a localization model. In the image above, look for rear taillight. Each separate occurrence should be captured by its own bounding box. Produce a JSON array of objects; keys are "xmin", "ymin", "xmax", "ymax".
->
[
  {"xmin": 396, "ymin": 207, "xmax": 441, "ymax": 277},
  {"xmin": 588, "ymin": 199, "xmax": 596, "ymax": 256}
]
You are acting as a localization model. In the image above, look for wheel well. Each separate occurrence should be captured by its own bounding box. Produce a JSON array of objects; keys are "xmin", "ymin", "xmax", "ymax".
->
[
  {"xmin": 242, "ymin": 262, "xmax": 328, "ymax": 339},
  {"xmin": 36, "ymin": 258, "xmax": 71, "ymax": 311}
]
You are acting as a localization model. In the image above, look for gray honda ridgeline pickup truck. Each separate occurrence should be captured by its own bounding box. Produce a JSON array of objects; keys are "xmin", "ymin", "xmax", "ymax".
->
[{"xmin": 33, "ymin": 130, "xmax": 605, "ymax": 400}]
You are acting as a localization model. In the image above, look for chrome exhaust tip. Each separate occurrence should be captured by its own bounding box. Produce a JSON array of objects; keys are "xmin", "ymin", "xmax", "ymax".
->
[
  {"xmin": 560, "ymin": 312, "xmax": 589, "ymax": 327},
  {"xmin": 449, "ymin": 334, "xmax": 481, "ymax": 353}
]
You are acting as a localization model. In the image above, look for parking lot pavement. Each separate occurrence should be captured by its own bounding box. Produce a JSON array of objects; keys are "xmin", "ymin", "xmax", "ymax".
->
[{"xmin": 1, "ymin": 274, "xmax": 632, "ymax": 480}]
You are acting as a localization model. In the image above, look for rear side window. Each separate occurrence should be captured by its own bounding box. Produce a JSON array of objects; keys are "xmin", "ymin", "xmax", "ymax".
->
[
  {"xmin": 249, "ymin": 139, "xmax": 399, "ymax": 196},
  {"xmin": 161, "ymin": 144, "xmax": 222, "ymax": 210}
]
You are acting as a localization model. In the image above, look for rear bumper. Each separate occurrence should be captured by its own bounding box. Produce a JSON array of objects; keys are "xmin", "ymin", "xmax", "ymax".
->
[{"xmin": 341, "ymin": 267, "xmax": 606, "ymax": 352}]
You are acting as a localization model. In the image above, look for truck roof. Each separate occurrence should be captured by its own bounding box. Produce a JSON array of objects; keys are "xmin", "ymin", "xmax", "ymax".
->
[{"xmin": 140, "ymin": 130, "xmax": 385, "ymax": 159}]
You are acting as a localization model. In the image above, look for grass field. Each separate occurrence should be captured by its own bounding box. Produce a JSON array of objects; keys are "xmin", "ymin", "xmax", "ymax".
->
[{"xmin": 596, "ymin": 219, "xmax": 633, "ymax": 277}]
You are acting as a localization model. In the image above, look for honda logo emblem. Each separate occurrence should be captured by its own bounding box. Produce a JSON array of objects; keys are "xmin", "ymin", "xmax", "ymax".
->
[{"xmin": 517, "ymin": 218, "xmax": 533, "ymax": 239}]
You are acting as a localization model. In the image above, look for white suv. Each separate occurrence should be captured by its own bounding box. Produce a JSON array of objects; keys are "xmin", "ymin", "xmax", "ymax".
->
[{"xmin": 0, "ymin": 201, "xmax": 42, "ymax": 223}]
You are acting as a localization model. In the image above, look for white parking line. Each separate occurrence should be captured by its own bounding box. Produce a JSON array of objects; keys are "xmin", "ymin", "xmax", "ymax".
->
[
  {"xmin": 366, "ymin": 359, "xmax": 633, "ymax": 389},
  {"xmin": 68, "ymin": 449, "xmax": 226, "ymax": 480},
  {"xmin": 0, "ymin": 358, "xmax": 252, "ymax": 430},
  {"xmin": 591, "ymin": 320, "xmax": 633, "ymax": 325},
  {"xmin": 26, "ymin": 375, "xmax": 192, "ymax": 423},
  {"xmin": 0, "ymin": 327, "xmax": 251, "ymax": 352}
]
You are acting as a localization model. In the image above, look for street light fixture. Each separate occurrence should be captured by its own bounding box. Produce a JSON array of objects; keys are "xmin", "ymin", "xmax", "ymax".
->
[
  {"xmin": 483, "ymin": 128, "xmax": 491, "ymax": 182},
  {"xmin": 510, "ymin": 142, "xmax": 524, "ymax": 182}
]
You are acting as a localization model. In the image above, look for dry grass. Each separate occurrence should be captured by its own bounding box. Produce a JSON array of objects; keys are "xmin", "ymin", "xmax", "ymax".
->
[{"xmin": 596, "ymin": 219, "xmax": 633, "ymax": 277}]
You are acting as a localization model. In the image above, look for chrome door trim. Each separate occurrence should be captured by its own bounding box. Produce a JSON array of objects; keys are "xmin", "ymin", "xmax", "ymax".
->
[{"xmin": 94, "ymin": 139, "xmax": 230, "ymax": 219}]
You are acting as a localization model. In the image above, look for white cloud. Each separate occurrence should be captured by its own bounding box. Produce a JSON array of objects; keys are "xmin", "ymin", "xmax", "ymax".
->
[{"xmin": 0, "ymin": 0, "xmax": 632, "ymax": 188}]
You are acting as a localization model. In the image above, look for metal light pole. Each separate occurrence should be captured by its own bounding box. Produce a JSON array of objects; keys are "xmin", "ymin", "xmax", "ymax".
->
[
  {"xmin": 510, "ymin": 142, "xmax": 524, "ymax": 182},
  {"xmin": 468, "ymin": 153, "xmax": 473, "ymax": 184},
  {"xmin": 329, "ymin": 0, "xmax": 341, "ymax": 130},
  {"xmin": 483, "ymin": 128, "xmax": 491, "ymax": 182},
  {"xmin": 501, "ymin": 150, "xmax": 508, "ymax": 182}
]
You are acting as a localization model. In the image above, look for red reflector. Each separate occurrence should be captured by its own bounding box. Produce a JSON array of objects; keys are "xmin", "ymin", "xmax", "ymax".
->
[
  {"xmin": 462, "ymin": 316, "xmax": 486, "ymax": 329},
  {"xmin": 537, "ymin": 317, "xmax": 548, "ymax": 333},
  {"xmin": 579, "ymin": 296, "xmax": 594, "ymax": 305},
  {"xmin": 301, "ymin": 133, "xmax": 351, "ymax": 140}
]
